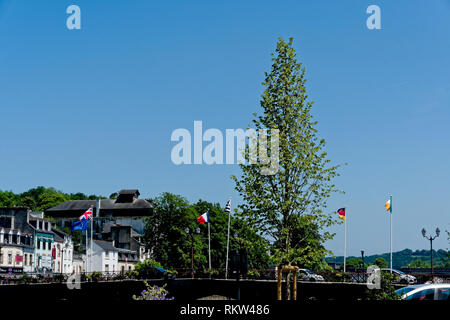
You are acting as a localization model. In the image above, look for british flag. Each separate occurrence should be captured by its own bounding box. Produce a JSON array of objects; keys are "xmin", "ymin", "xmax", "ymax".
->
[{"xmin": 79, "ymin": 207, "xmax": 93, "ymax": 220}]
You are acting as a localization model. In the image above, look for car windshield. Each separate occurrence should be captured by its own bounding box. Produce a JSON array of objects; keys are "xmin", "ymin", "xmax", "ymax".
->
[
  {"xmin": 395, "ymin": 286, "xmax": 419, "ymax": 296},
  {"xmin": 303, "ymin": 269, "xmax": 312, "ymax": 274}
]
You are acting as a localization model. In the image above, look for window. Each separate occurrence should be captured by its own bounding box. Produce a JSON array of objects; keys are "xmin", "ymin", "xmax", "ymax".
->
[
  {"xmin": 437, "ymin": 288, "xmax": 450, "ymax": 301},
  {"xmin": 37, "ymin": 240, "xmax": 40, "ymax": 250},
  {"xmin": 408, "ymin": 289, "xmax": 435, "ymax": 300},
  {"xmin": 0, "ymin": 252, "xmax": 3, "ymax": 264},
  {"xmin": 24, "ymin": 254, "xmax": 27, "ymax": 266},
  {"xmin": 105, "ymin": 264, "xmax": 109, "ymax": 272},
  {"xmin": 8, "ymin": 253, "xmax": 12, "ymax": 264}
]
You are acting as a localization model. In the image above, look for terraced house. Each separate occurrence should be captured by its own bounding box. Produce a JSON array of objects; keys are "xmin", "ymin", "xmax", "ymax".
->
[
  {"xmin": 28, "ymin": 212, "xmax": 54, "ymax": 274},
  {"xmin": 0, "ymin": 208, "xmax": 35, "ymax": 276}
]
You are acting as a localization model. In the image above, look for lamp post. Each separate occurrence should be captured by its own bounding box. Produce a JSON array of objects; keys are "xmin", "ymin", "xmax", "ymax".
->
[
  {"xmin": 361, "ymin": 250, "xmax": 365, "ymax": 269},
  {"xmin": 233, "ymin": 234, "xmax": 240, "ymax": 300},
  {"xmin": 421, "ymin": 227, "xmax": 440, "ymax": 283},
  {"xmin": 185, "ymin": 227, "xmax": 200, "ymax": 279}
]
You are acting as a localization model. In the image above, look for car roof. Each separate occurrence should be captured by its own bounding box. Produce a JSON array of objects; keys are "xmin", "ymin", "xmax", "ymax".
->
[{"xmin": 403, "ymin": 283, "xmax": 450, "ymax": 291}]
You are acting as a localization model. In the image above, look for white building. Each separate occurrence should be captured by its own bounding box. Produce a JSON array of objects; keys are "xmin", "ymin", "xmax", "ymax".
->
[
  {"xmin": 72, "ymin": 253, "xmax": 86, "ymax": 274},
  {"xmin": 52, "ymin": 229, "xmax": 73, "ymax": 274},
  {"xmin": 91, "ymin": 240, "xmax": 118, "ymax": 274}
]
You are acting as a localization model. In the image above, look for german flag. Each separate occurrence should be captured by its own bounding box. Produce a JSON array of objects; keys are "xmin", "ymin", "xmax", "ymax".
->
[{"xmin": 337, "ymin": 208, "xmax": 346, "ymax": 220}]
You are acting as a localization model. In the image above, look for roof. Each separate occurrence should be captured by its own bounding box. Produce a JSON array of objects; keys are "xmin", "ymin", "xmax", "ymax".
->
[
  {"xmin": 118, "ymin": 189, "xmax": 140, "ymax": 196},
  {"xmin": 45, "ymin": 198, "xmax": 153, "ymax": 219},
  {"xmin": 94, "ymin": 240, "xmax": 120, "ymax": 252}
]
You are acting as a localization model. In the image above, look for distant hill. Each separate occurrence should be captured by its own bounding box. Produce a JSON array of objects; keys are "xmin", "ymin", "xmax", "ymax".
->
[{"xmin": 326, "ymin": 248, "xmax": 449, "ymax": 269}]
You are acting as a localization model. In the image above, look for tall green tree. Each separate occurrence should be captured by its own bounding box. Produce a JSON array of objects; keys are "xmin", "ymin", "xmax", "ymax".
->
[
  {"xmin": 232, "ymin": 38, "xmax": 342, "ymax": 267},
  {"xmin": 143, "ymin": 193, "xmax": 205, "ymax": 269}
]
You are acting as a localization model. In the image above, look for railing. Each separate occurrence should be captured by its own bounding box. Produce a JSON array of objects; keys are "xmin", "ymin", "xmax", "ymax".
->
[{"xmin": 2, "ymin": 268, "xmax": 450, "ymax": 285}]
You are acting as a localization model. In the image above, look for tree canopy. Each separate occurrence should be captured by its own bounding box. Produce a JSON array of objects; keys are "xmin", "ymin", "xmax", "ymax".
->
[
  {"xmin": 232, "ymin": 37, "xmax": 342, "ymax": 268},
  {"xmin": 0, "ymin": 186, "xmax": 104, "ymax": 212}
]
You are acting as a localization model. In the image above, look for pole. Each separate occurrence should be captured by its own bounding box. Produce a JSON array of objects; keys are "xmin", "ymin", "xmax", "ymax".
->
[
  {"xmin": 208, "ymin": 222, "xmax": 211, "ymax": 271},
  {"xmin": 225, "ymin": 197, "xmax": 231, "ymax": 279},
  {"xmin": 276, "ymin": 265, "xmax": 282, "ymax": 300},
  {"xmin": 94, "ymin": 200, "xmax": 100, "ymax": 272},
  {"xmin": 191, "ymin": 235, "xmax": 194, "ymax": 279},
  {"xmin": 85, "ymin": 228, "xmax": 88, "ymax": 274},
  {"xmin": 344, "ymin": 208, "xmax": 347, "ymax": 273},
  {"xmin": 430, "ymin": 238, "xmax": 434, "ymax": 283},
  {"xmin": 390, "ymin": 195, "xmax": 393, "ymax": 274}
]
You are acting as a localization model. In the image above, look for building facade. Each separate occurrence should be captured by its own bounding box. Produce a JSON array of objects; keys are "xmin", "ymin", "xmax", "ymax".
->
[
  {"xmin": 91, "ymin": 240, "xmax": 119, "ymax": 274},
  {"xmin": 52, "ymin": 229, "xmax": 74, "ymax": 274}
]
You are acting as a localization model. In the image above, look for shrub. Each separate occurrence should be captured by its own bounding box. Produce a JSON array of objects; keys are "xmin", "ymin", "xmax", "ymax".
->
[
  {"xmin": 132, "ymin": 282, "xmax": 174, "ymax": 300},
  {"xmin": 247, "ymin": 270, "xmax": 261, "ymax": 279},
  {"xmin": 364, "ymin": 273, "xmax": 402, "ymax": 300}
]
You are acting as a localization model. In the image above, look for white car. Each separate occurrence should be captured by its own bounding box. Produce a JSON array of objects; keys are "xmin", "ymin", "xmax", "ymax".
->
[
  {"xmin": 298, "ymin": 269, "xmax": 324, "ymax": 282},
  {"xmin": 395, "ymin": 283, "xmax": 450, "ymax": 300},
  {"xmin": 381, "ymin": 268, "xmax": 416, "ymax": 284}
]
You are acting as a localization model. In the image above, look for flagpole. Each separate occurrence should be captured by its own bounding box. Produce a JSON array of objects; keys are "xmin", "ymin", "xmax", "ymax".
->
[
  {"xmin": 208, "ymin": 222, "xmax": 211, "ymax": 271},
  {"xmin": 85, "ymin": 227, "xmax": 88, "ymax": 274},
  {"xmin": 390, "ymin": 195, "xmax": 393, "ymax": 274},
  {"xmin": 344, "ymin": 207, "xmax": 347, "ymax": 273},
  {"xmin": 225, "ymin": 197, "xmax": 231, "ymax": 280}
]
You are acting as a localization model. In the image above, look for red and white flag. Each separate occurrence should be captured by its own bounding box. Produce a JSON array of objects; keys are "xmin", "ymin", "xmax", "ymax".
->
[
  {"xmin": 80, "ymin": 207, "xmax": 93, "ymax": 220},
  {"xmin": 197, "ymin": 211, "xmax": 210, "ymax": 224}
]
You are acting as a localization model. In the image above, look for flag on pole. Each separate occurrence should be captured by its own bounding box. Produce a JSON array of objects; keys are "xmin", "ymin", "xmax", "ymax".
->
[
  {"xmin": 72, "ymin": 218, "xmax": 88, "ymax": 231},
  {"xmin": 197, "ymin": 211, "xmax": 210, "ymax": 224},
  {"xmin": 80, "ymin": 207, "xmax": 93, "ymax": 220},
  {"xmin": 337, "ymin": 208, "xmax": 346, "ymax": 220},
  {"xmin": 385, "ymin": 198, "xmax": 392, "ymax": 213},
  {"xmin": 225, "ymin": 199, "xmax": 231, "ymax": 213}
]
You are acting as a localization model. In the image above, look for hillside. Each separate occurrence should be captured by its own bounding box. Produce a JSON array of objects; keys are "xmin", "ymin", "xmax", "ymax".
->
[{"xmin": 326, "ymin": 248, "xmax": 449, "ymax": 269}]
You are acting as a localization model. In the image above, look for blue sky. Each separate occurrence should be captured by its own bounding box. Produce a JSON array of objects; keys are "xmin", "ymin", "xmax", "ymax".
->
[{"xmin": 0, "ymin": 0, "xmax": 449, "ymax": 256}]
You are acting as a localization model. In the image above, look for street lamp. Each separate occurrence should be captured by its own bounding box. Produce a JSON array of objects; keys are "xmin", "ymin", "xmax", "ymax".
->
[
  {"xmin": 361, "ymin": 250, "xmax": 365, "ymax": 268},
  {"xmin": 185, "ymin": 227, "xmax": 200, "ymax": 279},
  {"xmin": 421, "ymin": 227, "xmax": 440, "ymax": 283}
]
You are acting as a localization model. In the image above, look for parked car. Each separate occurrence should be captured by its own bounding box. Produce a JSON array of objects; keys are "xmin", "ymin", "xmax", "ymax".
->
[
  {"xmin": 395, "ymin": 283, "xmax": 450, "ymax": 300},
  {"xmin": 298, "ymin": 269, "xmax": 324, "ymax": 282},
  {"xmin": 381, "ymin": 268, "xmax": 416, "ymax": 284}
]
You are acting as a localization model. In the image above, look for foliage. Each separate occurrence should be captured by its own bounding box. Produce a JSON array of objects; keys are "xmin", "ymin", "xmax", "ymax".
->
[
  {"xmin": 407, "ymin": 258, "xmax": 431, "ymax": 268},
  {"xmin": 374, "ymin": 257, "xmax": 388, "ymax": 268},
  {"xmin": 143, "ymin": 192, "xmax": 271, "ymax": 271},
  {"xmin": 132, "ymin": 282, "xmax": 174, "ymax": 300},
  {"xmin": 247, "ymin": 269, "xmax": 261, "ymax": 279},
  {"xmin": 53, "ymin": 273, "xmax": 66, "ymax": 282},
  {"xmin": 0, "ymin": 186, "xmax": 104, "ymax": 212},
  {"xmin": 364, "ymin": 273, "xmax": 402, "ymax": 300},
  {"xmin": 204, "ymin": 269, "xmax": 220, "ymax": 278},
  {"xmin": 327, "ymin": 248, "xmax": 450, "ymax": 268},
  {"xmin": 143, "ymin": 193, "xmax": 204, "ymax": 269},
  {"xmin": 134, "ymin": 259, "xmax": 163, "ymax": 272},
  {"xmin": 231, "ymin": 37, "xmax": 342, "ymax": 268},
  {"xmin": 88, "ymin": 272, "xmax": 102, "ymax": 281},
  {"xmin": 19, "ymin": 273, "xmax": 31, "ymax": 284},
  {"xmin": 344, "ymin": 258, "xmax": 366, "ymax": 269}
]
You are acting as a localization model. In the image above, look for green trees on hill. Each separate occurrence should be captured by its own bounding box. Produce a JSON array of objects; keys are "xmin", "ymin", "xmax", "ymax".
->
[
  {"xmin": 0, "ymin": 186, "xmax": 103, "ymax": 211},
  {"xmin": 327, "ymin": 248, "xmax": 450, "ymax": 268}
]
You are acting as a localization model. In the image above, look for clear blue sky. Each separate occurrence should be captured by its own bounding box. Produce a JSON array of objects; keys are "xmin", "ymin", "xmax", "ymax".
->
[{"xmin": 0, "ymin": 0, "xmax": 449, "ymax": 256}]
